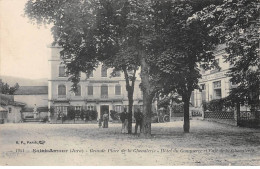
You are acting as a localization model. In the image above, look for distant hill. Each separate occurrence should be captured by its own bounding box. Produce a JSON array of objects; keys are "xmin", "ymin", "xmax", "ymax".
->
[{"xmin": 0, "ymin": 76, "xmax": 48, "ymax": 86}]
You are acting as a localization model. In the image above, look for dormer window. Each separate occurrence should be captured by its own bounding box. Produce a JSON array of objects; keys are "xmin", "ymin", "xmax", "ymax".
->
[
  {"xmin": 59, "ymin": 65, "xmax": 67, "ymax": 77},
  {"xmin": 101, "ymin": 66, "xmax": 107, "ymax": 77}
]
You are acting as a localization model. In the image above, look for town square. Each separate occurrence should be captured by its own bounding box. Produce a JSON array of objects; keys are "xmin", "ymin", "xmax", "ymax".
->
[{"xmin": 0, "ymin": 0, "xmax": 259, "ymax": 166}]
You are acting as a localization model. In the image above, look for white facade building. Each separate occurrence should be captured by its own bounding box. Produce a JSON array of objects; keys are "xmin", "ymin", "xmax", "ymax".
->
[
  {"xmin": 48, "ymin": 46, "xmax": 143, "ymax": 119},
  {"xmin": 191, "ymin": 45, "xmax": 237, "ymax": 108}
]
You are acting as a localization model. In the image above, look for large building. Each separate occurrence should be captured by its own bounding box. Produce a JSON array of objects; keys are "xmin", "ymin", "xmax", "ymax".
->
[
  {"xmin": 191, "ymin": 44, "xmax": 237, "ymax": 108},
  {"xmin": 48, "ymin": 46, "xmax": 143, "ymax": 119}
]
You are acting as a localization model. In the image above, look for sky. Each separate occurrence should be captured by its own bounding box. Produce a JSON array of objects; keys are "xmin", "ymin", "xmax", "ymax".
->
[{"xmin": 0, "ymin": 0, "xmax": 53, "ymax": 79}]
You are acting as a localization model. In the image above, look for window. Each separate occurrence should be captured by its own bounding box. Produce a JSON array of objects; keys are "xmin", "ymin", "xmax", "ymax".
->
[
  {"xmin": 89, "ymin": 70, "xmax": 93, "ymax": 77},
  {"xmin": 88, "ymin": 85, "xmax": 93, "ymax": 95},
  {"xmin": 214, "ymin": 89, "xmax": 222, "ymax": 99},
  {"xmin": 101, "ymin": 66, "xmax": 107, "ymax": 77},
  {"xmin": 75, "ymin": 106, "xmax": 81, "ymax": 111},
  {"xmin": 101, "ymin": 84, "xmax": 108, "ymax": 98},
  {"xmin": 200, "ymin": 84, "xmax": 206, "ymax": 101},
  {"xmin": 213, "ymin": 81, "xmax": 221, "ymax": 88},
  {"xmin": 87, "ymin": 105, "xmax": 95, "ymax": 111},
  {"xmin": 58, "ymin": 85, "xmax": 66, "ymax": 97},
  {"xmin": 75, "ymin": 85, "xmax": 81, "ymax": 96},
  {"xmin": 210, "ymin": 59, "xmax": 220, "ymax": 73},
  {"xmin": 56, "ymin": 106, "xmax": 68, "ymax": 115},
  {"xmin": 8, "ymin": 107, "xmax": 12, "ymax": 113},
  {"xmin": 86, "ymin": 71, "xmax": 93, "ymax": 78},
  {"xmin": 74, "ymin": 106, "xmax": 81, "ymax": 115},
  {"xmin": 200, "ymin": 84, "xmax": 206, "ymax": 91},
  {"xmin": 213, "ymin": 81, "xmax": 221, "ymax": 99},
  {"xmin": 59, "ymin": 65, "xmax": 67, "ymax": 77},
  {"xmin": 114, "ymin": 105, "xmax": 122, "ymax": 113},
  {"xmin": 115, "ymin": 85, "xmax": 121, "ymax": 95}
]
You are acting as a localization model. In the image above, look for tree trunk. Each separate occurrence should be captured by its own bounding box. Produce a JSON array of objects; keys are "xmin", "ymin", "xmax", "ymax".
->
[
  {"xmin": 140, "ymin": 57, "xmax": 152, "ymax": 137},
  {"xmin": 183, "ymin": 97, "xmax": 190, "ymax": 133},
  {"xmin": 123, "ymin": 67, "xmax": 136, "ymax": 134},
  {"xmin": 128, "ymin": 89, "xmax": 134, "ymax": 134}
]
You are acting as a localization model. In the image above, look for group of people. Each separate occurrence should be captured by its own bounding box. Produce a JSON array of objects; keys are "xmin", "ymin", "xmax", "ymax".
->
[
  {"xmin": 99, "ymin": 108, "xmax": 143, "ymax": 134},
  {"xmin": 120, "ymin": 108, "xmax": 143, "ymax": 134}
]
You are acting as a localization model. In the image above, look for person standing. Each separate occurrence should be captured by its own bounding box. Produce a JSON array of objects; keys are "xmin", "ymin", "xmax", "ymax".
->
[
  {"xmin": 120, "ymin": 108, "xmax": 128, "ymax": 133},
  {"xmin": 103, "ymin": 111, "xmax": 109, "ymax": 128},
  {"xmin": 33, "ymin": 104, "xmax": 38, "ymax": 119},
  {"xmin": 98, "ymin": 118, "xmax": 102, "ymax": 128},
  {"xmin": 134, "ymin": 108, "xmax": 143, "ymax": 134},
  {"xmin": 48, "ymin": 110, "xmax": 51, "ymax": 123}
]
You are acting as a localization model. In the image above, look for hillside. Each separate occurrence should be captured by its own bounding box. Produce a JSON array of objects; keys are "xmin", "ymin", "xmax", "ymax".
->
[{"xmin": 0, "ymin": 76, "xmax": 48, "ymax": 86}]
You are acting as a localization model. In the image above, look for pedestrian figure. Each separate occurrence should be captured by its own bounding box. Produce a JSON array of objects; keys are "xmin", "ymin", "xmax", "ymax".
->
[
  {"xmin": 33, "ymin": 104, "xmax": 38, "ymax": 119},
  {"xmin": 134, "ymin": 108, "xmax": 143, "ymax": 134},
  {"xmin": 103, "ymin": 111, "xmax": 109, "ymax": 128},
  {"xmin": 98, "ymin": 118, "xmax": 102, "ymax": 128},
  {"xmin": 120, "ymin": 108, "xmax": 128, "ymax": 133}
]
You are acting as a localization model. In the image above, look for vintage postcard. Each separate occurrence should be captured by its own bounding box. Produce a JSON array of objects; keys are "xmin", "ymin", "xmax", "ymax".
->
[{"xmin": 0, "ymin": 0, "xmax": 259, "ymax": 166}]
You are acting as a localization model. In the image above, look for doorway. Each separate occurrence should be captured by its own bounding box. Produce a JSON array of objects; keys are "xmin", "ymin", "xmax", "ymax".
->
[{"xmin": 100, "ymin": 105, "xmax": 109, "ymax": 120}]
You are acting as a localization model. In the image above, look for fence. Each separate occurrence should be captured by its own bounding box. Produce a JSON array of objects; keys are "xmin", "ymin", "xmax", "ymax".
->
[
  {"xmin": 203, "ymin": 110, "xmax": 260, "ymax": 128},
  {"xmin": 204, "ymin": 111, "xmax": 234, "ymax": 119},
  {"xmin": 203, "ymin": 110, "xmax": 236, "ymax": 126},
  {"xmin": 238, "ymin": 111, "xmax": 260, "ymax": 128}
]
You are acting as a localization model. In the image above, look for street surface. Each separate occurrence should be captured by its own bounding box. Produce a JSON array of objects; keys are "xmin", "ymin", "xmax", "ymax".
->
[{"xmin": 0, "ymin": 120, "xmax": 259, "ymax": 166}]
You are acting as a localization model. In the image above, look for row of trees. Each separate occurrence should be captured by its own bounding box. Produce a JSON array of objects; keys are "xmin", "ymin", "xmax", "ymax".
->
[
  {"xmin": 0, "ymin": 80, "xmax": 19, "ymax": 95},
  {"xmin": 25, "ymin": 0, "xmax": 259, "ymax": 136}
]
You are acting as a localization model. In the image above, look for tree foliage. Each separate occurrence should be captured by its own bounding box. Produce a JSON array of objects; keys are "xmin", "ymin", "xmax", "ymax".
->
[
  {"xmin": 0, "ymin": 81, "xmax": 19, "ymax": 95},
  {"xmin": 193, "ymin": 0, "xmax": 260, "ymax": 107},
  {"xmin": 25, "ymin": 0, "xmax": 142, "ymax": 133}
]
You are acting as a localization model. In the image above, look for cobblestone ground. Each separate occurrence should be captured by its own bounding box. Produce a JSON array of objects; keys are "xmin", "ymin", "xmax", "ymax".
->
[{"xmin": 0, "ymin": 120, "xmax": 259, "ymax": 166}]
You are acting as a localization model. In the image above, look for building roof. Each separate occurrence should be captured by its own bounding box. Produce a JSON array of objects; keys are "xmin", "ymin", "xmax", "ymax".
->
[{"xmin": 14, "ymin": 86, "xmax": 48, "ymax": 95}]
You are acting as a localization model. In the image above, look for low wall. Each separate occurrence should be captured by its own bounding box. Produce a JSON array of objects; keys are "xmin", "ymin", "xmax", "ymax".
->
[{"xmin": 22, "ymin": 112, "xmax": 48, "ymax": 119}]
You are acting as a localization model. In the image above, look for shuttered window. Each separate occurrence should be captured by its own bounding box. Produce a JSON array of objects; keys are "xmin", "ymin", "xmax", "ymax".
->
[
  {"xmin": 58, "ymin": 85, "xmax": 66, "ymax": 97},
  {"xmin": 101, "ymin": 85, "xmax": 108, "ymax": 98},
  {"xmin": 115, "ymin": 85, "xmax": 121, "ymax": 95}
]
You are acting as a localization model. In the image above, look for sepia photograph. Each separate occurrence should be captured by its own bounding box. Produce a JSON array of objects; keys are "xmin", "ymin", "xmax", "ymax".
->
[{"xmin": 0, "ymin": 0, "xmax": 259, "ymax": 166}]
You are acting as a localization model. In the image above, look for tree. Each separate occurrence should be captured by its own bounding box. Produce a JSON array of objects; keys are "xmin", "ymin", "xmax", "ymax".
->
[
  {"xmin": 145, "ymin": 0, "xmax": 220, "ymax": 132},
  {"xmin": 95, "ymin": 0, "xmax": 140, "ymax": 133},
  {"xmin": 24, "ymin": 0, "xmax": 140, "ymax": 133},
  {"xmin": 0, "ymin": 80, "xmax": 19, "ymax": 95},
  {"xmin": 24, "ymin": 0, "xmax": 223, "ymax": 135},
  {"xmin": 193, "ymin": 0, "xmax": 259, "ymax": 110}
]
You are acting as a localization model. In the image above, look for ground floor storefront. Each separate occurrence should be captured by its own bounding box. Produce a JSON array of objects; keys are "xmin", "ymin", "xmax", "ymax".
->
[{"xmin": 48, "ymin": 99, "xmax": 143, "ymax": 123}]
